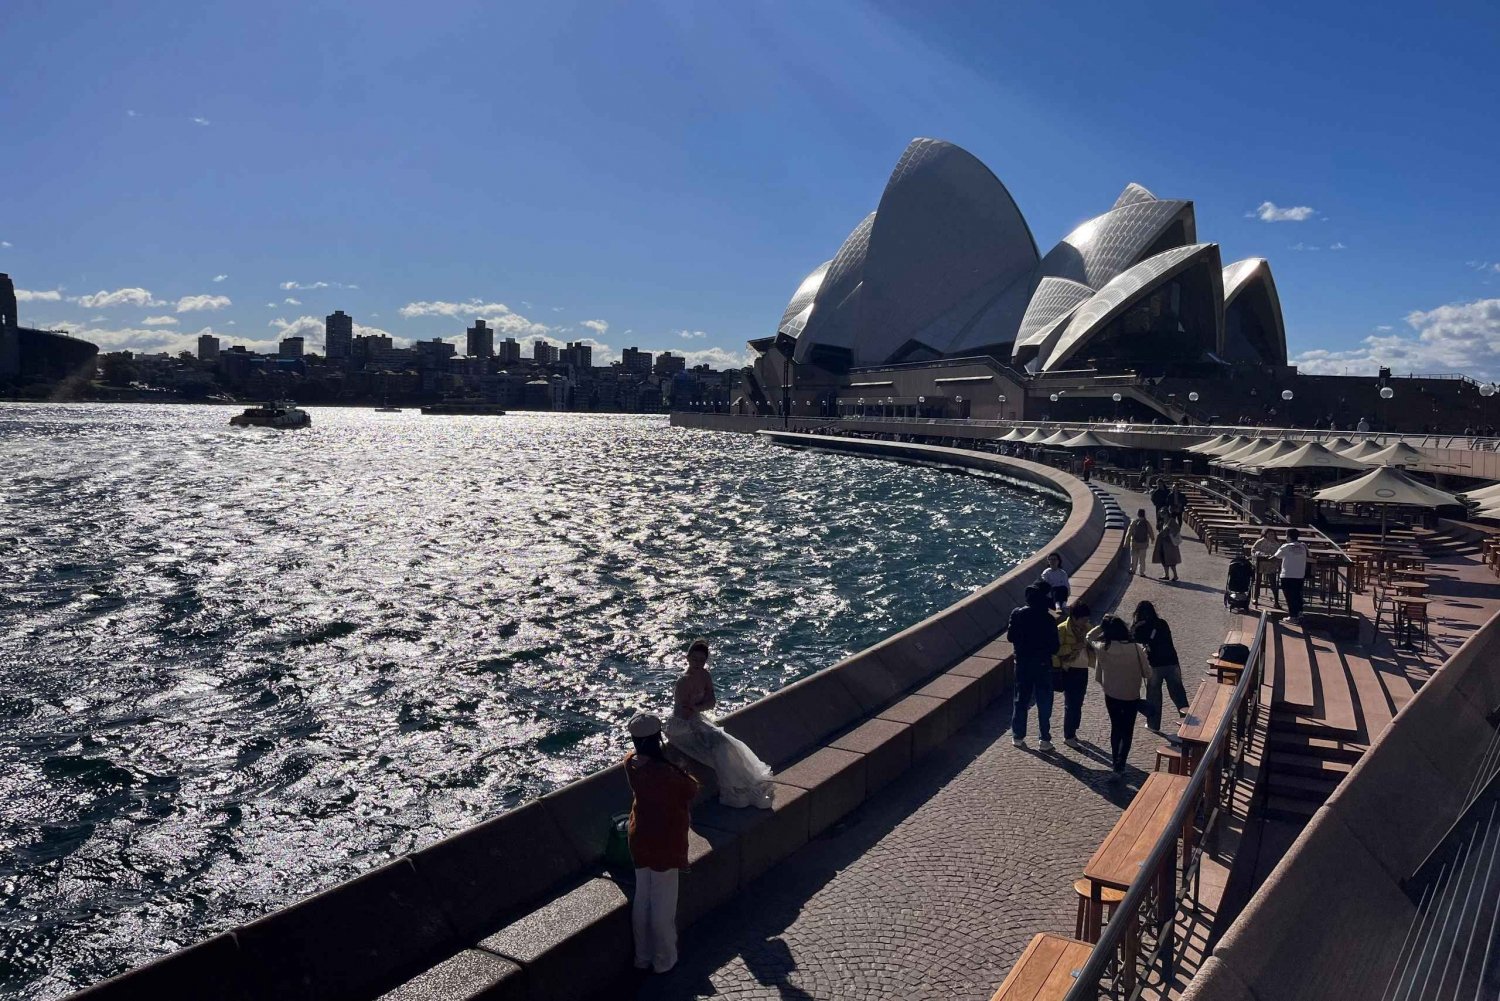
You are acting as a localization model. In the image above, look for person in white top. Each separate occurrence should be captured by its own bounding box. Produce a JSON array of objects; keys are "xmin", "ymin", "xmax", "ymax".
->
[
  {"xmin": 1274, "ymin": 527, "xmax": 1310, "ymax": 623},
  {"xmin": 1039, "ymin": 552, "xmax": 1070, "ymax": 610},
  {"xmin": 1250, "ymin": 528, "xmax": 1281, "ymax": 608},
  {"xmin": 1356, "ymin": 417, "xmax": 1371, "ymax": 433}
]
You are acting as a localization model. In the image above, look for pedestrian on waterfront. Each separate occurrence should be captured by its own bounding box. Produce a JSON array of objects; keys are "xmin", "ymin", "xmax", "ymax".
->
[
  {"xmin": 1089, "ymin": 615, "xmax": 1151, "ymax": 775},
  {"xmin": 1151, "ymin": 518, "xmax": 1182, "ymax": 581},
  {"xmin": 1251, "ymin": 528, "xmax": 1281, "ymax": 607},
  {"xmin": 625, "ymin": 713, "xmax": 698, "ymax": 975},
  {"xmin": 1131, "ymin": 601, "xmax": 1188, "ymax": 731},
  {"xmin": 1169, "ymin": 481, "xmax": 1188, "ymax": 520},
  {"xmin": 1040, "ymin": 552, "xmax": 1071, "ymax": 610},
  {"xmin": 1007, "ymin": 583, "xmax": 1062, "ymax": 751},
  {"xmin": 664, "ymin": 639, "xmax": 775, "ymax": 809},
  {"xmin": 1275, "ymin": 528, "xmax": 1310, "ymax": 624},
  {"xmin": 1053, "ymin": 600, "xmax": 1093, "ymax": 749},
  {"xmin": 1357, "ymin": 416, "xmax": 1371, "ymax": 433},
  {"xmin": 1082, "ymin": 453, "xmax": 1095, "ymax": 482},
  {"xmin": 1127, "ymin": 509, "xmax": 1155, "ymax": 576},
  {"xmin": 1150, "ymin": 480, "xmax": 1172, "ymax": 527}
]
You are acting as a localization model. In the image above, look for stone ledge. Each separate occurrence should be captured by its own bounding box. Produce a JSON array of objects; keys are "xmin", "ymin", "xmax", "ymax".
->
[
  {"xmin": 775, "ymin": 746, "xmax": 868, "ymax": 837},
  {"xmin": 477, "ymin": 877, "xmax": 631, "ymax": 1001}
]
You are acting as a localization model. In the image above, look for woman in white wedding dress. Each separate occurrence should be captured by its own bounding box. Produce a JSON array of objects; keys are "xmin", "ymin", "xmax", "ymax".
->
[{"xmin": 663, "ymin": 638, "xmax": 775, "ymax": 809}]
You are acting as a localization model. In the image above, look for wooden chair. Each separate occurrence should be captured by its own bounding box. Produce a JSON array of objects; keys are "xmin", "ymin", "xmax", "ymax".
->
[
  {"xmin": 1372, "ymin": 587, "xmax": 1399, "ymax": 636},
  {"xmin": 1402, "ymin": 601, "xmax": 1431, "ymax": 650},
  {"xmin": 1073, "ymin": 879, "xmax": 1126, "ymax": 941}
]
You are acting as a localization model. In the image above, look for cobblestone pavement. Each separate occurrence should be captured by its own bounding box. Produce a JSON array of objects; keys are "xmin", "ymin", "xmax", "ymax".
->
[{"xmin": 634, "ymin": 485, "xmax": 1246, "ymax": 1000}]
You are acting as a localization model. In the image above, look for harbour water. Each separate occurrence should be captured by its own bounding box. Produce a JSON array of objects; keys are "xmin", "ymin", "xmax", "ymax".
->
[{"xmin": 0, "ymin": 404, "xmax": 1065, "ymax": 999}]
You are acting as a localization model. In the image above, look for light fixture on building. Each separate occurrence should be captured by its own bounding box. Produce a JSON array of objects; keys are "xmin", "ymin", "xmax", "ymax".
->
[
  {"xmin": 1188, "ymin": 391, "xmax": 1200, "ymax": 402},
  {"xmin": 1281, "ymin": 390, "xmax": 1294, "ymax": 401},
  {"xmin": 1379, "ymin": 387, "xmax": 1394, "ymax": 400},
  {"xmin": 1111, "ymin": 392, "xmax": 1122, "ymax": 403}
]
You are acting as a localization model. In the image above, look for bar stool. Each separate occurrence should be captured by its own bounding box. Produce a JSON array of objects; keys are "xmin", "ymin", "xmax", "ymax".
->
[
  {"xmin": 1073, "ymin": 879, "xmax": 1127, "ymax": 941},
  {"xmin": 1155, "ymin": 746, "xmax": 1185, "ymax": 775}
]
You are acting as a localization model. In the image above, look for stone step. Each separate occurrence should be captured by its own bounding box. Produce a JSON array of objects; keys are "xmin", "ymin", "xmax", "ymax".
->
[
  {"xmin": 1266, "ymin": 731, "xmax": 1367, "ymax": 764},
  {"xmin": 1270, "ymin": 710, "xmax": 1362, "ymax": 742},
  {"xmin": 1264, "ymin": 794, "xmax": 1321, "ymax": 823},
  {"xmin": 1269, "ymin": 751, "xmax": 1355, "ymax": 781},
  {"xmin": 1266, "ymin": 771, "xmax": 1342, "ymax": 803}
]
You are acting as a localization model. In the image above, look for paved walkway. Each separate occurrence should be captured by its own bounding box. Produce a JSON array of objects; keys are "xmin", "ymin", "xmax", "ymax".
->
[{"xmin": 635, "ymin": 487, "xmax": 1243, "ymax": 1000}]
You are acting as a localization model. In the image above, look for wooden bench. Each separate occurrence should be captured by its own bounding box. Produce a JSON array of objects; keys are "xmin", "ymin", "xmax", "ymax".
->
[
  {"xmin": 1080, "ymin": 771, "xmax": 1189, "ymax": 942},
  {"xmin": 1178, "ymin": 681, "xmax": 1235, "ymax": 783},
  {"xmin": 990, "ymin": 933, "xmax": 1094, "ymax": 1001}
]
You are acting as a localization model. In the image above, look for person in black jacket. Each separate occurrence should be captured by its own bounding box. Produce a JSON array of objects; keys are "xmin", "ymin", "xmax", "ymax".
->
[
  {"xmin": 1131, "ymin": 601, "xmax": 1188, "ymax": 731},
  {"xmin": 1150, "ymin": 481, "xmax": 1172, "ymax": 527},
  {"xmin": 1007, "ymin": 583, "xmax": 1062, "ymax": 751}
]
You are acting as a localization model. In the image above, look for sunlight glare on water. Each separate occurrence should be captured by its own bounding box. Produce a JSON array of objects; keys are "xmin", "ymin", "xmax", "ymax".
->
[{"xmin": 0, "ymin": 404, "xmax": 1064, "ymax": 998}]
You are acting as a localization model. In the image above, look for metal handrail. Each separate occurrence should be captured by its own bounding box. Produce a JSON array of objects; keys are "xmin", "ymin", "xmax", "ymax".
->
[{"xmin": 1063, "ymin": 612, "xmax": 1270, "ymax": 1001}]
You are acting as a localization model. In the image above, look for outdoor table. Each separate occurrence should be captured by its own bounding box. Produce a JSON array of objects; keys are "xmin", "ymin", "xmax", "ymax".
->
[
  {"xmin": 990, "ymin": 933, "xmax": 1095, "ymax": 1001},
  {"xmin": 1080, "ymin": 771, "xmax": 1190, "ymax": 943},
  {"xmin": 1178, "ymin": 682, "xmax": 1234, "ymax": 776},
  {"xmin": 1391, "ymin": 580, "xmax": 1429, "ymax": 596},
  {"xmin": 1395, "ymin": 597, "xmax": 1432, "ymax": 647}
]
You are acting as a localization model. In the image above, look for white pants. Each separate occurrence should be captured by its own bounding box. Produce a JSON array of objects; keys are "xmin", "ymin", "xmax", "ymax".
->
[
  {"xmin": 1131, "ymin": 546, "xmax": 1150, "ymax": 575},
  {"xmin": 632, "ymin": 867, "xmax": 680, "ymax": 973}
]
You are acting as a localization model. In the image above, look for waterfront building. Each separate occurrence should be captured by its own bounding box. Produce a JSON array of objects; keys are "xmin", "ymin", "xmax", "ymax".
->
[
  {"xmin": 197, "ymin": 333, "xmax": 220, "ymax": 363},
  {"xmin": 466, "ymin": 319, "xmax": 494, "ymax": 359},
  {"xmin": 415, "ymin": 338, "xmax": 456, "ymax": 369},
  {"xmin": 562, "ymin": 340, "xmax": 592, "ymax": 369},
  {"xmin": 654, "ymin": 351, "xmax": 685, "ymax": 377},
  {"xmin": 279, "ymin": 336, "xmax": 305, "ymax": 359},
  {"xmin": 622, "ymin": 346, "xmax": 652, "ymax": 375},
  {"xmin": 497, "ymin": 337, "xmax": 522, "ymax": 365},
  {"xmin": 325, "ymin": 310, "xmax": 353, "ymax": 362},
  {"xmin": 532, "ymin": 339, "xmax": 558, "ymax": 365}
]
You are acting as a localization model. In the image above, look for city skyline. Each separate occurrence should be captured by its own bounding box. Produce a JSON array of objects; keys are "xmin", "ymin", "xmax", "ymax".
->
[{"xmin": 4, "ymin": 2, "xmax": 1500, "ymax": 376}]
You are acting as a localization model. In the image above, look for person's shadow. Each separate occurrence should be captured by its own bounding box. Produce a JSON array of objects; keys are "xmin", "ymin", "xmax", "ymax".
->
[{"xmin": 745, "ymin": 936, "xmax": 815, "ymax": 1000}]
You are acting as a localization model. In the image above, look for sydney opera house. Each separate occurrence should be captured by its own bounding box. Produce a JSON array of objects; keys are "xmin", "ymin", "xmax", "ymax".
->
[{"xmin": 745, "ymin": 138, "xmax": 1298, "ymax": 424}]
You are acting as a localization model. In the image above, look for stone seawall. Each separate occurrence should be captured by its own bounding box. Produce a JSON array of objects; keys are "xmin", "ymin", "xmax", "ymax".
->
[{"xmin": 70, "ymin": 434, "xmax": 1119, "ymax": 1001}]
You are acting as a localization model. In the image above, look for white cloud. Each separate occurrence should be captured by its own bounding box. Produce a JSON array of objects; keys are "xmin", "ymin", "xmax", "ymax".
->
[
  {"xmin": 16, "ymin": 288, "xmax": 62, "ymax": 302},
  {"xmin": 1291, "ymin": 297, "xmax": 1500, "ymax": 379},
  {"xmin": 1376, "ymin": 325, "xmax": 1394, "ymax": 331},
  {"xmin": 675, "ymin": 329, "xmax": 708, "ymax": 339},
  {"xmin": 1, "ymin": 240, "xmax": 11, "ymax": 248},
  {"xmin": 71, "ymin": 287, "xmax": 164, "ymax": 309},
  {"xmin": 280, "ymin": 280, "xmax": 358, "ymax": 291},
  {"xmin": 1467, "ymin": 262, "xmax": 1500, "ymax": 275},
  {"xmin": 1329, "ymin": 242, "xmax": 1347, "ymax": 251},
  {"xmin": 672, "ymin": 346, "xmax": 750, "ymax": 370},
  {"xmin": 212, "ymin": 274, "xmax": 228, "ymax": 282},
  {"xmin": 1289, "ymin": 242, "xmax": 1320, "ymax": 252},
  {"xmin": 398, "ymin": 299, "xmax": 554, "ymax": 338},
  {"xmin": 126, "ymin": 109, "xmax": 140, "ymax": 118},
  {"xmin": 55, "ymin": 321, "xmax": 280, "ymax": 356},
  {"xmin": 176, "ymin": 294, "xmax": 232, "ymax": 313},
  {"xmin": 284, "ymin": 297, "xmax": 302, "ymax": 305},
  {"xmin": 580, "ymin": 319, "xmax": 609, "ymax": 335},
  {"xmin": 1250, "ymin": 201, "xmax": 1316, "ymax": 222},
  {"xmin": 268, "ymin": 315, "xmax": 396, "ymax": 350},
  {"xmin": 191, "ymin": 116, "xmax": 210, "ymax": 126},
  {"xmin": 141, "ymin": 316, "xmax": 179, "ymax": 326}
]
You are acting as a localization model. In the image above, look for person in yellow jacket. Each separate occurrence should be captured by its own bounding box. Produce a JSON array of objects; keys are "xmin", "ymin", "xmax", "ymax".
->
[{"xmin": 1051, "ymin": 600, "xmax": 1093, "ymax": 749}]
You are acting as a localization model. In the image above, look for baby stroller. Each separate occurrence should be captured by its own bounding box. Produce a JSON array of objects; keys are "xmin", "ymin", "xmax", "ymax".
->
[{"xmin": 1224, "ymin": 555, "xmax": 1254, "ymax": 612}]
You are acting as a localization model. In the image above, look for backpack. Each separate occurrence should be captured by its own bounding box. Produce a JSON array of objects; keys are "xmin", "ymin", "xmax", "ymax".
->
[
  {"xmin": 1128, "ymin": 519, "xmax": 1151, "ymax": 545},
  {"xmin": 1218, "ymin": 642, "xmax": 1250, "ymax": 665}
]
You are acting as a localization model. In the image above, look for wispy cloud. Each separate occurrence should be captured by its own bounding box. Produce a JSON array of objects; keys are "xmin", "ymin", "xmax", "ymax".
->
[
  {"xmin": 398, "ymin": 299, "xmax": 553, "ymax": 338},
  {"xmin": 284, "ymin": 297, "xmax": 301, "ymax": 305},
  {"xmin": 1249, "ymin": 201, "xmax": 1316, "ymax": 222},
  {"xmin": 580, "ymin": 319, "xmax": 609, "ymax": 335},
  {"xmin": 126, "ymin": 109, "xmax": 140, "ymax": 118},
  {"xmin": 176, "ymin": 294, "xmax": 232, "ymax": 313},
  {"xmin": 1, "ymin": 240, "xmax": 11, "ymax": 248},
  {"xmin": 1289, "ymin": 242, "xmax": 1321, "ymax": 252},
  {"xmin": 212, "ymin": 274, "xmax": 228, "ymax": 282},
  {"xmin": 675, "ymin": 329, "xmax": 708, "ymax": 339},
  {"xmin": 1467, "ymin": 261, "xmax": 1500, "ymax": 275},
  {"xmin": 141, "ymin": 316, "xmax": 179, "ymax": 326},
  {"xmin": 280, "ymin": 280, "xmax": 358, "ymax": 291},
  {"xmin": 1291, "ymin": 297, "xmax": 1500, "ymax": 379},
  {"xmin": 191, "ymin": 116, "xmax": 210, "ymax": 126},
  {"xmin": 16, "ymin": 288, "xmax": 62, "ymax": 302},
  {"xmin": 71, "ymin": 287, "xmax": 165, "ymax": 309},
  {"xmin": 1329, "ymin": 242, "xmax": 1348, "ymax": 251}
]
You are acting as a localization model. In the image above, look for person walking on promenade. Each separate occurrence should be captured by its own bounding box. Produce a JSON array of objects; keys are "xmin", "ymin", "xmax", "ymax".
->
[
  {"xmin": 1275, "ymin": 528, "xmax": 1311, "ymax": 624},
  {"xmin": 1127, "ymin": 509, "xmax": 1156, "ymax": 576},
  {"xmin": 1251, "ymin": 528, "xmax": 1281, "ymax": 608},
  {"xmin": 1150, "ymin": 480, "xmax": 1172, "ymax": 527},
  {"xmin": 1089, "ymin": 615, "xmax": 1151, "ymax": 775},
  {"xmin": 1169, "ymin": 481, "xmax": 1188, "ymax": 521},
  {"xmin": 1082, "ymin": 453, "xmax": 1095, "ymax": 483},
  {"xmin": 664, "ymin": 638, "xmax": 775, "ymax": 808},
  {"xmin": 1040, "ymin": 552, "xmax": 1071, "ymax": 610},
  {"xmin": 1152, "ymin": 516, "xmax": 1182, "ymax": 581},
  {"xmin": 1008, "ymin": 583, "xmax": 1062, "ymax": 751},
  {"xmin": 1131, "ymin": 600, "xmax": 1188, "ymax": 731},
  {"xmin": 625, "ymin": 713, "xmax": 698, "ymax": 975},
  {"xmin": 1053, "ymin": 600, "xmax": 1093, "ymax": 749}
]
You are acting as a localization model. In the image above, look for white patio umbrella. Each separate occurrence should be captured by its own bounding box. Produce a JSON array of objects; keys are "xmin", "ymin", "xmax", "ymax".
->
[
  {"xmin": 1213, "ymin": 436, "xmax": 1280, "ymax": 466},
  {"xmin": 1472, "ymin": 501, "xmax": 1500, "ymax": 520},
  {"xmin": 1186, "ymin": 434, "xmax": 1235, "ymax": 454},
  {"xmin": 1202, "ymin": 434, "xmax": 1255, "ymax": 457},
  {"xmin": 1256, "ymin": 441, "xmax": 1371, "ymax": 472},
  {"xmin": 1038, "ymin": 429, "xmax": 1075, "ymax": 446},
  {"xmin": 1361, "ymin": 441, "xmax": 1427, "ymax": 467},
  {"xmin": 1018, "ymin": 428, "xmax": 1054, "ymax": 444},
  {"xmin": 1323, "ymin": 437, "xmax": 1359, "ymax": 454},
  {"xmin": 1339, "ymin": 439, "xmax": 1388, "ymax": 462},
  {"xmin": 1228, "ymin": 439, "xmax": 1303, "ymax": 471},
  {"xmin": 1459, "ymin": 482, "xmax": 1500, "ymax": 503},
  {"xmin": 998, "ymin": 427, "xmax": 1028, "ymax": 442},
  {"xmin": 1313, "ymin": 464, "xmax": 1463, "ymax": 541},
  {"xmin": 1059, "ymin": 429, "xmax": 1121, "ymax": 449}
]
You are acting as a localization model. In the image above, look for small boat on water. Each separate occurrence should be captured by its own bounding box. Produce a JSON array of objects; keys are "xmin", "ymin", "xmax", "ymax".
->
[
  {"xmin": 229, "ymin": 400, "xmax": 312, "ymax": 429},
  {"xmin": 374, "ymin": 405, "xmax": 402, "ymax": 413},
  {"xmin": 419, "ymin": 401, "xmax": 507, "ymax": 416}
]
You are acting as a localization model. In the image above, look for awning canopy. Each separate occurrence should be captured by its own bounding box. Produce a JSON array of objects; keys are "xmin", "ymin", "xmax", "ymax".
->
[
  {"xmin": 1038, "ymin": 429, "xmax": 1075, "ymax": 445},
  {"xmin": 1255, "ymin": 441, "xmax": 1371, "ymax": 472},
  {"xmin": 1361, "ymin": 441, "xmax": 1427, "ymax": 467},
  {"xmin": 998, "ymin": 427, "xmax": 1029, "ymax": 442},
  {"xmin": 1313, "ymin": 464, "xmax": 1462, "ymax": 508},
  {"xmin": 1201, "ymin": 434, "xmax": 1255, "ymax": 457},
  {"xmin": 1339, "ymin": 439, "xmax": 1388, "ymax": 462},
  {"xmin": 1213, "ymin": 437, "xmax": 1281, "ymax": 465},
  {"xmin": 1186, "ymin": 434, "xmax": 1235, "ymax": 454},
  {"xmin": 1059, "ymin": 430, "xmax": 1121, "ymax": 449},
  {"xmin": 1460, "ymin": 482, "xmax": 1500, "ymax": 503},
  {"xmin": 1018, "ymin": 428, "xmax": 1054, "ymax": 444},
  {"xmin": 1229, "ymin": 440, "xmax": 1303, "ymax": 470}
]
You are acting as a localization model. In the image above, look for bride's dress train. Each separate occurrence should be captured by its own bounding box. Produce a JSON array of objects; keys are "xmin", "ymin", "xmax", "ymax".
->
[{"xmin": 664, "ymin": 713, "xmax": 774, "ymax": 809}]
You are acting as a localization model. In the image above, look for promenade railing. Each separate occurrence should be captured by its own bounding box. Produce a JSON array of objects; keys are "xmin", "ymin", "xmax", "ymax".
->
[{"xmin": 1063, "ymin": 612, "xmax": 1270, "ymax": 1001}]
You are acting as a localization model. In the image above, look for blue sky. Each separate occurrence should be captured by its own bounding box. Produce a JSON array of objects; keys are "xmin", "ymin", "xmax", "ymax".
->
[{"xmin": 4, "ymin": 0, "xmax": 1499, "ymax": 375}]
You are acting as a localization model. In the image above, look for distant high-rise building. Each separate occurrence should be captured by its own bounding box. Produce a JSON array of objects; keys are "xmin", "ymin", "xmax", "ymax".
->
[
  {"xmin": 279, "ymin": 336, "xmax": 305, "ymax": 359},
  {"xmin": 466, "ymin": 319, "xmax": 494, "ymax": 358},
  {"xmin": 415, "ymin": 338, "xmax": 456, "ymax": 369},
  {"xmin": 497, "ymin": 337, "xmax": 521, "ymax": 365},
  {"xmin": 654, "ymin": 351, "xmax": 685, "ymax": 376},
  {"xmin": 563, "ymin": 341, "xmax": 593, "ymax": 369},
  {"xmin": 325, "ymin": 310, "xmax": 353, "ymax": 361},
  {"xmin": 622, "ymin": 346, "xmax": 652, "ymax": 375},
  {"xmin": 533, "ymin": 339, "xmax": 559, "ymax": 365},
  {"xmin": 197, "ymin": 333, "xmax": 220, "ymax": 363}
]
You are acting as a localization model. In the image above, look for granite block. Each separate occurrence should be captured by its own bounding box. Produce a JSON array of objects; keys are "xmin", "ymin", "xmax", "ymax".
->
[
  {"xmin": 945, "ymin": 655, "xmax": 1007, "ymax": 707},
  {"xmin": 406, "ymin": 800, "xmax": 581, "ymax": 943},
  {"xmin": 829, "ymin": 717, "xmax": 912, "ymax": 793},
  {"xmin": 693, "ymin": 782, "xmax": 810, "ymax": 883},
  {"xmin": 830, "ymin": 648, "xmax": 906, "ymax": 713},
  {"xmin": 236, "ymin": 859, "xmax": 456, "ymax": 1001},
  {"xmin": 377, "ymin": 950, "xmax": 523, "ymax": 1001},
  {"xmin": 719, "ymin": 670, "xmax": 864, "ymax": 768},
  {"xmin": 876, "ymin": 694, "xmax": 950, "ymax": 760},
  {"xmin": 677, "ymin": 825, "xmax": 741, "ymax": 926},
  {"xmin": 537, "ymin": 765, "xmax": 632, "ymax": 869},
  {"xmin": 477, "ymin": 878, "xmax": 630, "ymax": 1001},
  {"xmin": 774, "ymin": 746, "xmax": 867, "ymax": 837}
]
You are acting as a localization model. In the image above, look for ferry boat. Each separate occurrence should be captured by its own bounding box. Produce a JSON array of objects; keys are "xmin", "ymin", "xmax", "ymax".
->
[
  {"xmin": 229, "ymin": 400, "xmax": 313, "ymax": 429},
  {"xmin": 419, "ymin": 401, "xmax": 507, "ymax": 416}
]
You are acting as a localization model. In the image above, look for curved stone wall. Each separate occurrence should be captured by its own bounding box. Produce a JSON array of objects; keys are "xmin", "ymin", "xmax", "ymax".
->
[{"xmin": 68, "ymin": 437, "xmax": 1115, "ymax": 1001}]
